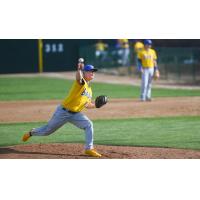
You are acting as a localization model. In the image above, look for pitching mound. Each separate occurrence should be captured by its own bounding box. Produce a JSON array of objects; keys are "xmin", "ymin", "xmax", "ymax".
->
[{"xmin": 1, "ymin": 143, "xmax": 200, "ymax": 159}]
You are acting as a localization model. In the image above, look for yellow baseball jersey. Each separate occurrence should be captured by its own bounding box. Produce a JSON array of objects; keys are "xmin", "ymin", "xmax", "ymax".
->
[
  {"xmin": 138, "ymin": 48, "xmax": 157, "ymax": 68},
  {"xmin": 134, "ymin": 42, "xmax": 144, "ymax": 57},
  {"xmin": 134, "ymin": 42, "xmax": 144, "ymax": 52},
  {"xmin": 62, "ymin": 79, "xmax": 92, "ymax": 112},
  {"xmin": 96, "ymin": 42, "xmax": 107, "ymax": 51},
  {"xmin": 118, "ymin": 39, "xmax": 129, "ymax": 49}
]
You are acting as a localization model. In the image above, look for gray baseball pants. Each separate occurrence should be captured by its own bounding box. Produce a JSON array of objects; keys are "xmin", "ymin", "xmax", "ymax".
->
[
  {"xmin": 31, "ymin": 105, "xmax": 94, "ymax": 150},
  {"xmin": 140, "ymin": 67, "xmax": 154, "ymax": 101}
]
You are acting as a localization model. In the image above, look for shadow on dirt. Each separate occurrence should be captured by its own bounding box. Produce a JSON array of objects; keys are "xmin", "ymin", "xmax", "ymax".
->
[{"xmin": 0, "ymin": 147, "xmax": 85, "ymax": 157}]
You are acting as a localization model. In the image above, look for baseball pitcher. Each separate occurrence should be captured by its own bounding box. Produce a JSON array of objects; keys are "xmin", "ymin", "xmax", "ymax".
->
[
  {"xmin": 22, "ymin": 58, "xmax": 108, "ymax": 158},
  {"xmin": 137, "ymin": 39, "xmax": 160, "ymax": 101}
]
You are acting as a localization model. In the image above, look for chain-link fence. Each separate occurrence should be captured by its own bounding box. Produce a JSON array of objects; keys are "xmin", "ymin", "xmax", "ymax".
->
[
  {"xmin": 156, "ymin": 47, "xmax": 200, "ymax": 83},
  {"xmin": 80, "ymin": 45, "xmax": 200, "ymax": 84}
]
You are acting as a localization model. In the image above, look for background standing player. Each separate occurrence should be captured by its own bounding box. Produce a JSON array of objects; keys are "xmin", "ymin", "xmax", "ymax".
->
[
  {"xmin": 137, "ymin": 39, "xmax": 160, "ymax": 101},
  {"xmin": 117, "ymin": 39, "xmax": 130, "ymax": 66},
  {"xmin": 22, "ymin": 58, "xmax": 107, "ymax": 158},
  {"xmin": 95, "ymin": 40, "xmax": 108, "ymax": 62},
  {"xmin": 134, "ymin": 40, "xmax": 144, "ymax": 53}
]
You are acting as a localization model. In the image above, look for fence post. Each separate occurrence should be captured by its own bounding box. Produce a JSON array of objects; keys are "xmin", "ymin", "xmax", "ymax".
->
[{"xmin": 38, "ymin": 39, "xmax": 43, "ymax": 73}]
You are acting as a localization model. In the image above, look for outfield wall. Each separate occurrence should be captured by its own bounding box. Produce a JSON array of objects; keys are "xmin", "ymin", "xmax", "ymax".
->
[
  {"xmin": 0, "ymin": 40, "xmax": 38, "ymax": 73},
  {"xmin": 1, "ymin": 39, "xmax": 200, "ymax": 84},
  {"xmin": 0, "ymin": 39, "xmax": 80, "ymax": 74}
]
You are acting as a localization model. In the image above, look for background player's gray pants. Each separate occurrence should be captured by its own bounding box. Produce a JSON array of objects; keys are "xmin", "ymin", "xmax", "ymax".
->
[
  {"xmin": 121, "ymin": 48, "xmax": 130, "ymax": 66},
  {"xmin": 140, "ymin": 68, "xmax": 154, "ymax": 100},
  {"xmin": 31, "ymin": 105, "xmax": 94, "ymax": 150}
]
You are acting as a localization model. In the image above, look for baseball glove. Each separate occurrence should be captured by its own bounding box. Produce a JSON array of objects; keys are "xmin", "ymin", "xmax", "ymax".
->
[
  {"xmin": 95, "ymin": 95, "xmax": 108, "ymax": 108},
  {"xmin": 154, "ymin": 70, "xmax": 160, "ymax": 80}
]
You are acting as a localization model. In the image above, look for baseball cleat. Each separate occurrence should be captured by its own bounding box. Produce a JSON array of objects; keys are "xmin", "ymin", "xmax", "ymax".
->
[
  {"xmin": 22, "ymin": 132, "xmax": 31, "ymax": 142},
  {"xmin": 85, "ymin": 149, "xmax": 102, "ymax": 158}
]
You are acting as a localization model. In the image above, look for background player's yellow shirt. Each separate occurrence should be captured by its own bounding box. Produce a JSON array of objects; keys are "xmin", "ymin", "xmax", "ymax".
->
[
  {"xmin": 96, "ymin": 42, "xmax": 107, "ymax": 51},
  {"xmin": 138, "ymin": 49, "xmax": 157, "ymax": 68},
  {"xmin": 118, "ymin": 39, "xmax": 129, "ymax": 49},
  {"xmin": 62, "ymin": 80, "xmax": 92, "ymax": 112},
  {"xmin": 134, "ymin": 42, "xmax": 144, "ymax": 56}
]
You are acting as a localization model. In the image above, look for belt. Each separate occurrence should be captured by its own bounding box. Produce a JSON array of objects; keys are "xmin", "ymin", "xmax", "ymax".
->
[{"xmin": 62, "ymin": 107, "xmax": 78, "ymax": 114}]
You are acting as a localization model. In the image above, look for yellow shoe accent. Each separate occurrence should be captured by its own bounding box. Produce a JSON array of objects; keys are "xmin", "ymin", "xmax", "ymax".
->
[
  {"xmin": 22, "ymin": 132, "xmax": 31, "ymax": 142},
  {"xmin": 85, "ymin": 149, "xmax": 102, "ymax": 158}
]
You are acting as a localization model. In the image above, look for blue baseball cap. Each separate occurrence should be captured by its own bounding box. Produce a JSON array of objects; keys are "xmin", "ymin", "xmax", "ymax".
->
[
  {"xmin": 83, "ymin": 65, "xmax": 98, "ymax": 72},
  {"xmin": 144, "ymin": 39, "xmax": 152, "ymax": 45}
]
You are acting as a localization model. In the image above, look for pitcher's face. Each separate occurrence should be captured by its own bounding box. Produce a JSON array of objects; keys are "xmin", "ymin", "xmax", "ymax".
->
[{"xmin": 84, "ymin": 71, "xmax": 95, "ymax": 81}]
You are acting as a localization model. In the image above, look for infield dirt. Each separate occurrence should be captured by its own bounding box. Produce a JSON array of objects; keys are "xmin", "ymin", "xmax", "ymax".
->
[
  {"xmin": 0, "ymin": 97, "xmax": 200, "ymax": 123},
  {"xmin": 0, "ymin": 97, "xmax": 200, "ymax": 159}
]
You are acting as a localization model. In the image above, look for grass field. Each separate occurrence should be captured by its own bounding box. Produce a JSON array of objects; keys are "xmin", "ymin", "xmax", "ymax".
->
[
  {"xmin": 1, "ymin": 76, "xmax": 200, "ymax": 152},
  {"xmin": 0, "ymin": 77, "xmax": 200, "ymax": 100},
  {"xmin": 0, "ymin": 116, "xmax": 200, "ymax": 150}
]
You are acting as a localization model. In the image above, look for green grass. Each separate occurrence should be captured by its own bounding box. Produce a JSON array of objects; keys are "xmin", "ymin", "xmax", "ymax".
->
[
  {"xmin": 1, "ymin": 116, "xmax": 200, "ymax": 150},
  {"xmin": 0, "ymin": 77, "xmax": 200, "ymax": 100},
  {"xmin": 0, "ymin": 77, "xmax": 70, "ymax": 100}
]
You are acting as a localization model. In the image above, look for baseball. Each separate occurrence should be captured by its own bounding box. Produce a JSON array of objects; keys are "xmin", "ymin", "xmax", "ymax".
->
[{"xmin": 78, "ymin": 58, "xmax": 84, "ymax": 63}]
